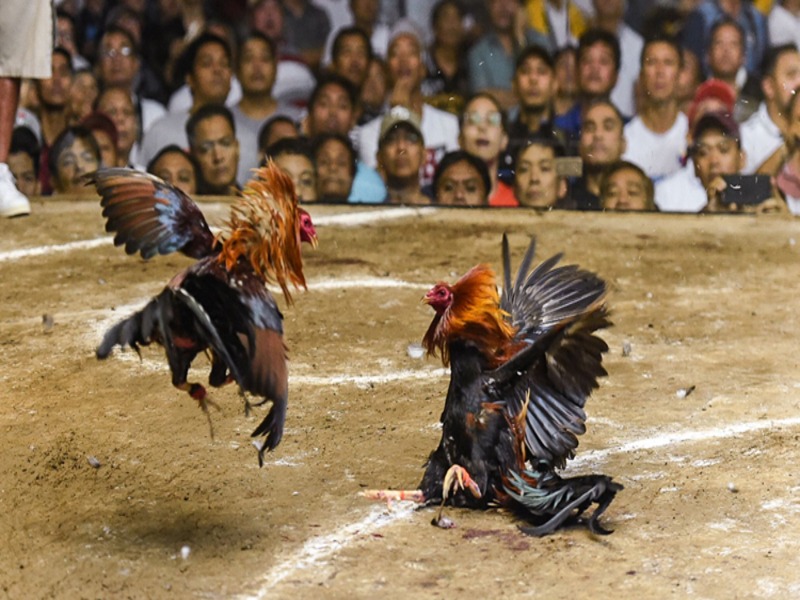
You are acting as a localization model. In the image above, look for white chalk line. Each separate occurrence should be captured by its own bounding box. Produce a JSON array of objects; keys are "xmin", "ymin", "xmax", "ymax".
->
[
  {"xmin": 242, "ymin": 414, "xmax": 800, "ymax": 597},
  {"xmin": 0, "ymin": 207, "xmax": 436, "ymax": 263}
]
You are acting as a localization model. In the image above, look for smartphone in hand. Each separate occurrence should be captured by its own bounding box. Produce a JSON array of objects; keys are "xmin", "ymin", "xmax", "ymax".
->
[{"xmin": 721, "ymin": 175, "xmax": 772, "ymax": 205}]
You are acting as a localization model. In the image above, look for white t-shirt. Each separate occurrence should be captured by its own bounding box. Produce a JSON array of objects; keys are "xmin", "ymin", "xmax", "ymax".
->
[
  {"xmin": 622, "ymin": 112, "xmax": 688, "ymax": 181},
  {"xmin": 768, "ymin": 5, "xmax": 800, "ymax": 49},
  {"xmin": 654, "ymin": 159, "xmax": 707, "ymax": 213},
  {"xmin": 357, "ymin": 103, "xmax": 460, "ymax": 187},
  {"xmin": 611, "ymin": 24, "xmax": 643, "ymax": 118},
  {"xmin": 740, "ymin": 102, "xmax": 783, "ymax": 174}
]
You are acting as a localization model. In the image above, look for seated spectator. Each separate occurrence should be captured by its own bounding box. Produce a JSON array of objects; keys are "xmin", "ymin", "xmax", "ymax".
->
[
  {"xmin": 741, "ymin": 44, "xmax": 800, "ymax": 174},
  {"xmin": 281, "ymin": 0, "xmax": 331, "ymax": 73},
  {"xmin": 432, "ymin": 150, "xmax": 491, "ymax": 206},
  {"xmin": 376, "ymin": 107, "xmax": 431, "ymax": 205},
  {"xmin": 360, "ymin": 56, "xmax": 388, "ymax": 125},
  {"xmin": 49, "ymin": 125, "xmax": 101, "ymax": 195},
  {"xmin": 68, "ymin": 68, "xmax": 99, "ymax": 124},
  {"xmin": 599, "ymin": 161, "xmax": 655, "ymax": 211},
  {"xmin": 572, "ymin": 99, "xmax": 626, "ymax": 210},
  {"xmin": 555, "ymin": 29, "xmax": 621, "ymax": 146},
  {"xmin": 36, "ymin": 47, "xmax": 73, "ymax": 196},
  {"xmin": 186, "ymin": 104, "xmax": 240, "ymax": 196},
  {"xmin": 769, "ymin": 1, "xmax": 800, "ymax": 50},
  {"xmin": 676, "ymin": 48, "xmax": 703, "ymax": 117},
  {"xmin": 458, "ymin": 93, "xmax": 516, "ymax": 206},
  {"xmin": 303, "ymin": 73, "xmax": 387, "ymax": 203},
  {"xmin": 312, "ymin": 133, "xmax": 357, "ymax": 203},
  {"xmin": 622, "ymin": 36, "xmax": 687, "ymax": 182},
  {"xmin": 147, "ymin": 145, "xmax": 200, "ymax": 196},
  {"xmin": 705, "ymin": 18, "xmax": 761, "ymax": 123},
  {"xmin": 422, "ymin": 0, "xmax": 470, "ymax": 115},
  {"xmin": 258, "ymin": 115, "xmax": 300, "ymax": 157},
  {"xmin": 8, "ymin": 127, "xmax": 41, "ymax": 198},
  {"xmin": 321, "ymin": 0, "xmax": 390, "ymax": 66},
  {"xmin": 233, "ymin": 31, "xmax": 302, "ymax": 185},
  {"xmin": 591, "ymin": 0, "xmax": 642, "ymax": 118},
  {"xmin": 266, "ymin": 137, "xmax": 318, "ymax": 203},
  {"xmin": 553, "ymin": 46, "xmax": 578, "ymax": 117},
  {"xmin": 764, "ymin": 89, "xmax": 800, "ymax": 215},
  {"xmin": 80, "ymin": 112, "xmax": 119, "ymax": 169},
  {"xmin": 468, "ymin": 0, "xmax": 550, "ymax": 110},
  {"xmin": 513, "ymin": 135, "xmax": 568, "ymax": 208},
  {"xmin": 358, "ymin": 22, "xmax": 460, "ymax": 187},
  {"xmin": 327, "ymin": 26, "xmax": 373, "ymax": 111},
  {"xmin": 140, "ymin": 32, "xmax": 233, "ymax": 168},
  {"xmin": 680, "ymin": 0, "xmax": 768, "ymax": 80},
  {"xmin": 95, "ymin": 86, "xmax": 141, "ymax": 168}
]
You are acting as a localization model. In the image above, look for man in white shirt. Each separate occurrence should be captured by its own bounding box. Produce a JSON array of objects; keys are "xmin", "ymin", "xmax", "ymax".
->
[
  {"xmin": 740, "ymin": 44, "xmax": 800, "ymax": 173},
  {"xmin": 622, "ymin": 36, "xmax": 687, "ymax": 182},
  {"xmin": 768, "ymin": 0, "xmax": 800, "ymax": 49},
  {"xmin": 357, "ymin": 21, "xmax": 459, "ymax": 187}
]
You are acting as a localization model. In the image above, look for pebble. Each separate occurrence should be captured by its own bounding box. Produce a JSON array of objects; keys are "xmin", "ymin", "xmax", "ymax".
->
[{"xmin": 180, "ymin": 545, "xmax": 191, "ymax": 560}]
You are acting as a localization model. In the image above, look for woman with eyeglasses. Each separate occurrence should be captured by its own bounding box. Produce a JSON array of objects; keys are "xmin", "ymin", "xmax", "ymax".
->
[{"xmin": 458, "ymin": 93, "xmax": 518, "ymax": 206}]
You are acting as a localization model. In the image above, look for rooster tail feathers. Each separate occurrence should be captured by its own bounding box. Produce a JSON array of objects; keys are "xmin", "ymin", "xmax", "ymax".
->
[
  {"xmin": 96, "ymin": 298, "xmax": 161, "ymax": 359},
  {"xmin": 251, "ymin": 398, "xmax": 287, "ymax": 466}
]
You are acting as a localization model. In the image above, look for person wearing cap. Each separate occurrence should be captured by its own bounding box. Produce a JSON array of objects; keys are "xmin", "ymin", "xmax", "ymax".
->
[
  {"xmin": 622, "ymin": 36, "xmax": 686, "ymax": 182},
  {"xmin": 376, "ymin": 106, "xmax": 430, "ymax": 205},
  {"xmin": 655, "ymin": 80, "xmax": 736, "ymax": 212},
  {"xmin": 356, "ymin": 20, "xmax": 459, "ymax": 188},
  {"xmin": 740, "ymin": 44, "xmax": 800, "ymax": 174}
]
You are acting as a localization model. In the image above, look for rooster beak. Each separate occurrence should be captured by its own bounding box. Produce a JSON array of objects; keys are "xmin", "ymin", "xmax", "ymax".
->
[
  {"xmin": 422, "ymin": 290, "xmax": 434, "ymax": 305},
  {"xmin": 310, "ymin": 234, "xmax": 319, "ymax": 249}
]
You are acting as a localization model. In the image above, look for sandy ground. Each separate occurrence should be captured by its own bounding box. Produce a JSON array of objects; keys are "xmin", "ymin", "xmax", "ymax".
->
[{"xmin": 2, "ymin": 198, "xmax": 800, "ymax": 599}]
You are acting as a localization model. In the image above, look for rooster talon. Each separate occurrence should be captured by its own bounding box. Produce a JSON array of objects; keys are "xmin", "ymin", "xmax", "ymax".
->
[{"xmin": 442, "ymin": 465, "xmax": 481, "ymax": 500}]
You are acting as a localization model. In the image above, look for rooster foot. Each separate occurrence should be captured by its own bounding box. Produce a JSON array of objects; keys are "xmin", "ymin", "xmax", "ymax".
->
[
  {"xmin": 359, "ymin": 489, "xmax": 426, "ymax": 509},
  {"xmin": 433, "ymin": 465, "xmax": 481, "ymax": 530},
  {"xmin": 186, "ymin": 383, "xmax": 220, "ymax": 440}
]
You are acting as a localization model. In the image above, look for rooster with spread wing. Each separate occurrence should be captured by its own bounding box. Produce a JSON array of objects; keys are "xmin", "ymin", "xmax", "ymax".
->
[
  {"xmin": 363, "ymin": 235, "xmax": 621, "ymax": 535},
  {"xmin": 87, "ymin": 161, "xmax": 317, "ymax": 465}
]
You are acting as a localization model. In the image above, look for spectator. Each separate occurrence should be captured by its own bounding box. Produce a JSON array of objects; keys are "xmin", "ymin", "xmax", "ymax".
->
[
  {"xmin": 95, "ymin": 26, "xmax": 166, "ymax": 136},
  {"xmin": 468, "ymin": 0, "xmax": 550, "ymax": 109},
  {"xmin": 358, "ymin": 22, "xmax": 460, "ymax": 187},
  {"xmin": 328, "ymin": 27, "xmax": 373, "ymax": 104},
  {"xmin": 706, "ymin": 18, "xmax": 761, "ymax": 122},
  {"xmin": 573, "ymin": 99, "xmax": 626, "ymax": 209},
  {"xmin": 36, "ymin": 48, "xmax": 74, "ymax": 196},
  {"xmin": 8, "ymin": 127, "xmax": 41, "ymax": 198},
  {"xmin": 432, "ymin": 150, "xmax": 491, "ymax": 206},
  {"xmin": 523, "ymin": 0, "xmax": 587, "ymax": 50},
  {"xmin": 68, "ymin": 68, "xmax": 99, "ymax": 125},
  {"xmin": 258, "ymin": 115, "xmax": 300, "ymax": 156},
  {"xmin": 48, "ymin": 125, "xmax": 101, "ymax": 195},
  {"xmin": 458, "ymin": 93, "xmax": 517, "ymax": 206},
  {"xmin": 376, "ymin": 107, "xmax": 431, "ymax": 205},
  {"xmin": 322, "ymin": 0, "xmax": 390, "ymax": 65},
  {"xmin": 146, "ymin": 144, "xmax": 200, "ymax": 196},
  {"xmin": 186, "ymin": 104, "xmax": 240, "ymax": 195},
  {"xmin": 513, "ymin": 135, "xmax": 568, "ymax": 208},
  {"xmin": 553, "ymin": 45, "xmax": 578, "ymax": 116},
  {"xmin": 303, "ymin": 74, "xmax": 387, "ymax": 203},
  {"xmin": 96, "ymin": 86, "xmax": 141, "ymax": 168},
  {"xmin": 769, "ymin": 0, "xmax": 800, "ymax": 49},
  {"xmin": 680, "ymin": 0, "xmax": 768, "ymax": 79},
  {"xmin": 773, "ymin": 88, "xmax": 800, "ymax": 214},
  {"xmin": 265, "ymin": 137, "xmax": 318, "ymax": 203},
  {"xmin": 422, "ymin": 0, "xmax": 470, "ymax": 115},
  {"xmin": 312, "ymin": 132, "xmax": 357, "ymax": 202},
  {"xmin": 282, "ymin": 0, "xmax": 332, "ymax": 72},
  {"xmin": 233, "ymin": 31, "xmax": 301, "ymax": 185},
  {"xmin": 676, "ymin": 48, "xmax": 703, "ymax": 117},
  {"xmin": 622, "ymin": 36, "xmax": 687, "ymax": 181},
  {"xmin": 554, "ymin": 29, "xmax": 621, "ymax": 143},
  {"xmin": 741, "ymin": 44, "xmax": 800, "ymax": 174},
  {"xmin": 505, "ymin": 46, "xmax": 563, "ymax": 175},
  {"xmin": 590, "ymin": 0, "xmax": 641, "ymax": 118},
  {"xmin": 140, "ymin": 32, "xmax": 233, "ymax": 168},
  {"xmin": 80, "ymin": 111, "xmax": 119, "ymax": 168},
  {"xmin": 360, "ymin": 56, "xmax": 388, "ymax": 124},
  {"xmin": 599, "ymin": 160, "xmax": 655, "ymax": 211},
  {"xmin": 56, "ymin": 9, "xmax": 90, "ymax": 71}
]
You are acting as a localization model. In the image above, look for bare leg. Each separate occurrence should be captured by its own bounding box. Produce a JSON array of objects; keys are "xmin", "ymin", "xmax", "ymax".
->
[{"xmin": 0, "ymin": 77, "xmax": 21, "ymax": 163}]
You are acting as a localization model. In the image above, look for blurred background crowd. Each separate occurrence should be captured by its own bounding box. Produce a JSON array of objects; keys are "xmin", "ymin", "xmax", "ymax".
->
[{"xmin": 7, "ymin": 0, "xmax": 800, "ymax": 214}]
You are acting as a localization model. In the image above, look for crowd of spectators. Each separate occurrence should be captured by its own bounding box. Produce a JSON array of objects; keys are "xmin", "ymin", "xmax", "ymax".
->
[{"xmin": 7, "ymin": 0, "xmax": 800, "ymax": 215}]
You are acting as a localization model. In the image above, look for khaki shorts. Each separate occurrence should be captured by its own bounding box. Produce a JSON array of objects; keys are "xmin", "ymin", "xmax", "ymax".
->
[{"xmin": 0, "ymin": 0, "xmax": 54, "ymax": 78}]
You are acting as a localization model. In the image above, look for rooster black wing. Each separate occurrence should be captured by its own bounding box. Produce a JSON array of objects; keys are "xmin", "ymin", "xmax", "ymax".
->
[
  {"xmin": 87, "ymin": 168, "xmax": 216, "ymax": 260},
  {"xmin": 488, "ymin": 235, "xmax": 610, "ymax": 468}
]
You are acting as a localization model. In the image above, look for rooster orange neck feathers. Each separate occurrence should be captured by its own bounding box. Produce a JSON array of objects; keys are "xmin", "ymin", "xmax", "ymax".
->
[
  {"xmin": 216, "ymin": 161, "xmax": 306, "ymax": 303},
  {"xmin": 422, "ymin": 265, "xmax": 518, "ymax": 368}
]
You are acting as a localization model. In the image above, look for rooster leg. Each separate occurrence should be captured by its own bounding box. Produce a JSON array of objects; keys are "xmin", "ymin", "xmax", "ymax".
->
[
  {"xmin": 176, "ymin": 382, "xmax": 220, "ymax": 440},
  {"xmin": 359, "ymin": 489, "xmax": 426, "ymax": 508},
  {"xmin": 433, "ymin": 465, "xmax": 481, "ymax": 528}
]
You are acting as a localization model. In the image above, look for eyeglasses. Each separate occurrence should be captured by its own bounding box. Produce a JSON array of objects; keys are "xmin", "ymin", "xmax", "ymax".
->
[
  {"xmin": 463, "ymin": 111, "xmax": 503, "ymax": 128},
  {"xmin": 101, "ymin": 46, "xmax": 134, "ymax": 59}
]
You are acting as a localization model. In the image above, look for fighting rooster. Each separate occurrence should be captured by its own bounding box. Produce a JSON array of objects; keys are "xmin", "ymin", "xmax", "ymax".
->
[
  {"xmin": 87, "ymin": 162, "xmax": 318, "ymax": 465},
  {"xmin": 363, "ymin": 235, "xmax": 621, "ymax": 535}
]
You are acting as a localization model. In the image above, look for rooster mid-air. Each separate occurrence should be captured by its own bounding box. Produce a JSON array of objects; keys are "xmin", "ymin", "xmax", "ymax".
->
[
  {"xmin": 363, "ymin": 235, "xmax": 621, "ymax": 535},
  {"xmin": 88, "ymin": 162, "xmax": 317, "ymax": 465}
]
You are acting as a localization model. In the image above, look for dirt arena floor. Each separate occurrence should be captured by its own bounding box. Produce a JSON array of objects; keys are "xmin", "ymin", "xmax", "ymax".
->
[{"xmin": 2, "ymin": 197, "xmax": 800, "ymax": 599}]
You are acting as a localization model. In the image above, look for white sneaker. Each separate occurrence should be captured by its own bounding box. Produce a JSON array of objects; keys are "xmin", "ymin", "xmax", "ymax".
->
[{"xmin": 0, "ymin": 162, "xmax": 31, "ymax": 218}]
